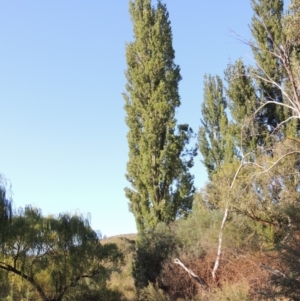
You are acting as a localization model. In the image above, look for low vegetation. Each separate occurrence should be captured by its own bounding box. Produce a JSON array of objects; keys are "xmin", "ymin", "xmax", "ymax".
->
[{"xmin": 103, "ymin": 200, "xmax": 300, "ymax": 300}]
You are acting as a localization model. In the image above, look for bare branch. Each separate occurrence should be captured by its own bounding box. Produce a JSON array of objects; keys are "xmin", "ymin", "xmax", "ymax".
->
[
  {"xmin": 174, "ymin": 258, "xmax": 208, "ymax": 291},
  {"xmin": 250, "ymin": 69, "xmax": 299, "ymax": 113},
  {"xmin": 252, "ymin": 151, "xmax": 300, "ymax": 176},
  {"xmin": 212, "ymin": 160, "xmax": 244, "ymax": 281},
  {"xmin": 260, "ymin": 263, "xmax": 287, "ymax": 278},
  {"xmin": 270, "ymin": 116, "xmax": 299, "ymax": 136},
  {"xmin": 212, "ymin": 206, "xmax": 229, "ymax": 281}
]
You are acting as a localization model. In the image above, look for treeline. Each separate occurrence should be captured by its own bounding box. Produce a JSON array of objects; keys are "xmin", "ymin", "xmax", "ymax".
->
[{"xmin": 122, "ymin": 0, "xmax": 300, "ymax": 300}]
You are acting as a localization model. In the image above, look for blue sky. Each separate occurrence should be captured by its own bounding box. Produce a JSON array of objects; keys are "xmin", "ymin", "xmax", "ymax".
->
[{"xmin": 0, "ymin": 0, "xmax": 254, "ymax": 237}]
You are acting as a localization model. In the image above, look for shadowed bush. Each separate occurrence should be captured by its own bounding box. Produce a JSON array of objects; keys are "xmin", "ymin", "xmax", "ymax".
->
[{"xmin": 132, "ymin": 223, "xmax": 178, "ymax": 290}]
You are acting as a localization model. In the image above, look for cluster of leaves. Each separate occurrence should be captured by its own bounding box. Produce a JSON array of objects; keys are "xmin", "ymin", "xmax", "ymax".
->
[
  {"xmin": 0, "ymin": 183, "xmax": 124, "ymax": 301},
  {"xmin": 132, "ymin": 223, "xmax": 178, "ymax": 290}
]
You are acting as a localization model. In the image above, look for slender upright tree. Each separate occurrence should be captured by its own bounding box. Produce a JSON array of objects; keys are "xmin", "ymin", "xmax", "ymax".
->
[
  {"xmin": 0, "ymin": 180, "xmax": 12, "ymax": 246},
  {"xmin": 251, "ymin": 0, "xmax": 286, "ymax": 132},
  {"xmin": 123, "ymin": 0, "xmax": 195, "ymax": 232},
  {"xmin": 196, "ymin": 0, "xmax": 300, "ymax": 283},
  {"xmin": 225, "ymin": 59, "xmax": 263, "ymax": 155},
  {"xmin": 198, "ymin": 75, "xmax": 234, "ymax": 180}
]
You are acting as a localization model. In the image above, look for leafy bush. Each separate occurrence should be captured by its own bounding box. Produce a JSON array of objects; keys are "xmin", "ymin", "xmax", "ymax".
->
[
  {"xmin": 132, "ymin": 223, "xmax": 178, "ymax": 289},
  {"xmin": 175, "ymin": 197, "xmax": 222, "ymax": 259}
]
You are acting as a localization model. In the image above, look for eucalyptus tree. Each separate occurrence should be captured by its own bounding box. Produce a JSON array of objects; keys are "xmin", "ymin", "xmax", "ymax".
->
[{"xmin": 124, "ymin": 0, "xmax": 195, "ymax": 231}]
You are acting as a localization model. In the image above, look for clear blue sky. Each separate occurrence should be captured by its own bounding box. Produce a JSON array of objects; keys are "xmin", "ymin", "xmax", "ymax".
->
[{"xmin": 0, "ymin": 0, "xmax": 254, "ymax": 237}]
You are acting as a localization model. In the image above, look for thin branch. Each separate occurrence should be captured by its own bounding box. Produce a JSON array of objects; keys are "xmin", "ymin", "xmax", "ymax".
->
[
  {"xmin": 212, "ymin": 161, "xmax": 244, "ymax": 281},
  {"xmin": 0, "ymin": 263, "xmax": 48, "ymax": 301},
  {"xmin": 174, "ymin": 259, "xmax": 208, "ymax": 291},
  {"xmin": 251, "ymin": 70, "xmax": 298, "ymax": 112},
  {"xmin": 253, "ymin": 100, "xmax": 297, "ymax": 119},
  {"xmin": 281, "ymin": 215, "xmax": 292, "ymax": 244},
  {"xmin": 260, "ymin": 263, "xmax": 287, "ymax": 278},
  {"xmin": 270, "ymin": 116, "xmax": 299, "ymax": 135},
  {"xmin": 212, "ymin": 206, "xmax": 229, "ymax": 281},
  {"xmin": 252, "ymin": 151, "xmax": 300, "ymax": 176}
]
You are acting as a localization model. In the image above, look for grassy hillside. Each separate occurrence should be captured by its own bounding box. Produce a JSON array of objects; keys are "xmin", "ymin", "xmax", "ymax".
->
[{"xmin": 102, "ymin": 234, "xmax": 137, "ymax": 301}]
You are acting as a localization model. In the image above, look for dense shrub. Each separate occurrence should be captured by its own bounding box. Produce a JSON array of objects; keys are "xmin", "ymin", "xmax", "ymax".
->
[{"xmin": 132, "ymin": 223, "xmax": 178, "ymax": 290}]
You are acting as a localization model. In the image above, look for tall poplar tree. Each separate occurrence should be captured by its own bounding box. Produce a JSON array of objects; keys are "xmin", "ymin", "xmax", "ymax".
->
[
  {"xmin": 225, "ymin": 59, "xmax": 263, "ymax": 155},
  {"xmin": 124, "ymin": 0, "xmax": 195, "ymax": 232},
  {"xmin": 215, "ymin": 0, "xmax": 300, "ymax": 222},
  {"xmin": 198, "ymin": 75, "xmax": 234, "ymax": 180},
  {"xmin": 251, "ymin": 0, "xmax": 286, "ymax": 131},
  {"xmin": 250, "ymin": 0, "xmax": 300, "ymax": 138}
]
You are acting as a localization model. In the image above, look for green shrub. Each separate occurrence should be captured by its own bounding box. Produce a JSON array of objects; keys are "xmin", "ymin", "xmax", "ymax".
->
[
  {"xmin": 175, "ymin": 199, "xmax": 221, "ymax": 259},
  {"xmin": 132, "ymin": 223, "xmax": 178, "ymax": 289}
]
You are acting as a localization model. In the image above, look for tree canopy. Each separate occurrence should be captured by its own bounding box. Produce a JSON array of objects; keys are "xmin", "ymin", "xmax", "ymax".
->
[
  {"xmin": 0, "ymin": 206, "xmax": 123, "ymax": 301},
  {"xmin": 124, "ymin": 0, "xmax": 196, "ymax": 232}
]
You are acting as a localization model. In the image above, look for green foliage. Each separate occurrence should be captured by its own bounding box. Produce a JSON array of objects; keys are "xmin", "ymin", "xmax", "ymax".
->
[
  {"xmin": 234, "ymin": 140, "xmax": 300, "ymax": 238},
  {"xmin": 198, "ymin": 75, "xmax": 235, "ymax": 180},
  {"xmin": 251, "ymin": 0, "xmax": 286, "ymax": 132},
  {"xmin": 131, "ymin": 0, "xmax": 300, "ymax": 299},
  {"xmin": 0, "ymin": 179, "xmax": 12, "ymax": 246},
  {"xmin": 124, "ymin": 0, "xmax": 196, "ymax": 232},
  {"xmin": 225, "ymin": 59, "xmax": 263, "ymax": 154},
  {"xmin": 62, "ymin": 274, "xmax": 126, "ymax": 301},
  {"xmin": 0, "ymin": 269, "xmax": 10, "ymax": 299},
  {"xmin": 250, "ymin": 0, "xmax": 300, "ymax": 138},
  {"xmin": 261, "ymin": 204, "xmax": 300, "ymax": 300},
  {"xmin": 176, "ymin": 194, "xmax": 264, "ymax": 255},
  {"xmin": 132, "ymin": 223, "xmax": 177, "ymax": 290},
  {"xmin": 0, "ymin": 206, "xmax": 123, "ymax": 301},
  {"xmin": 175, "ymin": 197, "xmax": 222, "ymax": 259},
  {"xmin": 199, "ymin": 155, "xmax": 299, "ymax": 247},
  {"xmin": 106, "ymin": 236, "xmax": 137, "ymax": 301}
]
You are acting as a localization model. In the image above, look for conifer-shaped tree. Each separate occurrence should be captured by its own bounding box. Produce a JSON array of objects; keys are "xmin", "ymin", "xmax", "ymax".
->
[
  {"xmin": 225, "ymin": 59, "xmax": 264, "ymax": 155},
  {"xmin": 250, "ymin": 0, "xmax": 300, "ymax": 138},
  {"xmin": 198, "ymin": 75, "xmax": 234, "ymax": 180},
  {"xmin": 251, "ymin": 0, "xmax": 286, "ymax": 131},
  {"xmin": 219, "ymin": 0, "xmax": 300, "ymax": 221},
  {"xmin": 123, "ymin": 0, "xmax": 195, "ymax": 232}
]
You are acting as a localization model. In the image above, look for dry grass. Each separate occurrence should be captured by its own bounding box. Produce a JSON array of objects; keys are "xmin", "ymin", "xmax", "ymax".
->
[
  {"xmin": 101, "ymin": 233, "xmax": 137, "ymax": 244},
  {"xmin": 102, "ymin": 234, "xmax": 137, "ymax": 301}
]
